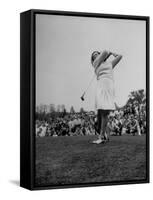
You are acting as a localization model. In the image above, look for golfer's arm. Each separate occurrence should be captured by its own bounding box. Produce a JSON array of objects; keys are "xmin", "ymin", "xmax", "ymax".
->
[
  {"xmin": 94, "ymin": 50, "xmax": 110, "ymax": 69},
  {"xmin": 111, "ymin": 53, "xmax": 123, "ymax": 68}
]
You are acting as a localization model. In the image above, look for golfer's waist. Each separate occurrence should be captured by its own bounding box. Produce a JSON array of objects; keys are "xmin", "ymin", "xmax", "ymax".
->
[{"xmin": 97, "ymin": 73, "xmax": 113, "ymax": 80}]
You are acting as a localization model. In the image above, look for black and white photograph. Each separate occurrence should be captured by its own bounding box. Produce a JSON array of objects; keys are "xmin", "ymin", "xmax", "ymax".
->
[
  {"xmin": 1, "ymin": 0, "xmax": 153, "ymax": 197},
  {"xmin": 34, "ymin": 11, "xmax": 149, "ymax": 188}
]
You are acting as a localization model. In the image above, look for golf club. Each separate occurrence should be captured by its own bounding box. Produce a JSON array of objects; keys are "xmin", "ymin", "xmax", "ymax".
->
[{"xmin": 80, "ymin": 75, "xmax": 95, "ymax": 101}]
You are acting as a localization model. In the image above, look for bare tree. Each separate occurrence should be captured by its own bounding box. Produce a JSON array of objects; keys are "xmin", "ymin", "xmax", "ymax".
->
[
  {"xmin": 49, "ymin": 104, "xmax": 55, "ymax": 113},
  {"xmin": 80, "ymin": 107, "xmax": 85, "ymax": 113},
  {"xmin": 57, "ymin": 104, "xmax": 61, "ymax": 113},
  {"xmin": 70, "ymin": 106, "xmax": 75, "ymax": 114}
]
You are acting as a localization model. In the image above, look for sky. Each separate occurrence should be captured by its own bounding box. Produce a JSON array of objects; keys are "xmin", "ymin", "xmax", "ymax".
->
[{"xmin": 36, "ymin": 14, "xmax": 146, "ymax": 112}]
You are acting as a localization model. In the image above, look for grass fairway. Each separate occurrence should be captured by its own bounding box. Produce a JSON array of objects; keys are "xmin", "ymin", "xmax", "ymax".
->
[{"xmin": 35, "ymin": 135, "xmax": 146, "ymax": 186}]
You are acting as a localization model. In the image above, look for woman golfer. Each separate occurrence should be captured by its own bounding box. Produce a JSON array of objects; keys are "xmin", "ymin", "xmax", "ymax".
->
[{"xmin": 91, "ymin": 50, "xmax": 122, "ymax": 144}]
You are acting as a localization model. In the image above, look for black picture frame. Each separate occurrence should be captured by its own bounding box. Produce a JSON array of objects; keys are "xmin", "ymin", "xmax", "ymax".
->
[{"xmin": 20, "ymin": 9, "xmax": 150, "ymax": 190}]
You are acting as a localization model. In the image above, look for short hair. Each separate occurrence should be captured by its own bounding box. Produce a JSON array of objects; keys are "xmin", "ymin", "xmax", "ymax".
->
[{"xmin": 91, "ymin": 51, "xmax": 100, "ymax": 65}]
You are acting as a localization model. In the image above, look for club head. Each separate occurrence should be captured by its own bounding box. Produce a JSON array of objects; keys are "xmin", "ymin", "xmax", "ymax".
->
[{"xmin": 81, "ymin": 96, "xmax": 85, "ymax": 101}]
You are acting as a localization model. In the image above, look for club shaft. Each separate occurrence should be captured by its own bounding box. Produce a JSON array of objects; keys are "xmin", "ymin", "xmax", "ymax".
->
[{"xmin": 82, "ymin": 75, "xmax": 95, "ymax": 96}]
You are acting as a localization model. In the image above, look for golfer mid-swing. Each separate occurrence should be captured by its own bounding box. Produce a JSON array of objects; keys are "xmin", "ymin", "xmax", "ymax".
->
[{"xmin": 91, "ymin": 50, "xmax": 122, "ymax": 144}]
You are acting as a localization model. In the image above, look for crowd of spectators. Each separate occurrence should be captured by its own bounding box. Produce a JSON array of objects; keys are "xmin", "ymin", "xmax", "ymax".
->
[
  {"xmin": 36, "ymin": 100, "xmax": 146, "ymax": 137},
  {"xmin": 35, "ymin": 112, "xmax": 96, "ymax": 137},
  {"xmin": 108, "ymin": 100, "xmax": 146, "ymax": 136}
]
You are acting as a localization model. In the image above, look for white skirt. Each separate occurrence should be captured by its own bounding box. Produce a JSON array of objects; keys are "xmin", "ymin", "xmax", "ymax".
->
[{"xmin": 95, "ymin": 77, "xmax": 115, "ymax": 110}]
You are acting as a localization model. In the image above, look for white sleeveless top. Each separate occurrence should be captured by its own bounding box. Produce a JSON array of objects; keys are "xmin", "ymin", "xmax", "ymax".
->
[
  {"xmin": 93, "ymin": 52, "xmax": 114, "ymax": 81},
  {"xmin": 95, "ymin": 61, "xmax": 114, "ymax": 81}
]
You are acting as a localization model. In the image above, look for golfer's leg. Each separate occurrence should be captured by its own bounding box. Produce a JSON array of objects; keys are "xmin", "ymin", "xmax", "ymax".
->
[
  {"xmin": 100, "ymin": 112, "xmax": 105, "ymax": 139},
  {"xmin": 97, "ymin": 109, "xmax": 102, "ymax": 134},
  {"xmin": 92, "ymin": 110, "xmax": 103, "ymax": 143},
  {"xmin": 100, "ymin": 112, "xmax": 109, "ymax": 140},
  {"xmin": 104, "ymin": 114, "xmax": 109, "ymax": 140}
]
